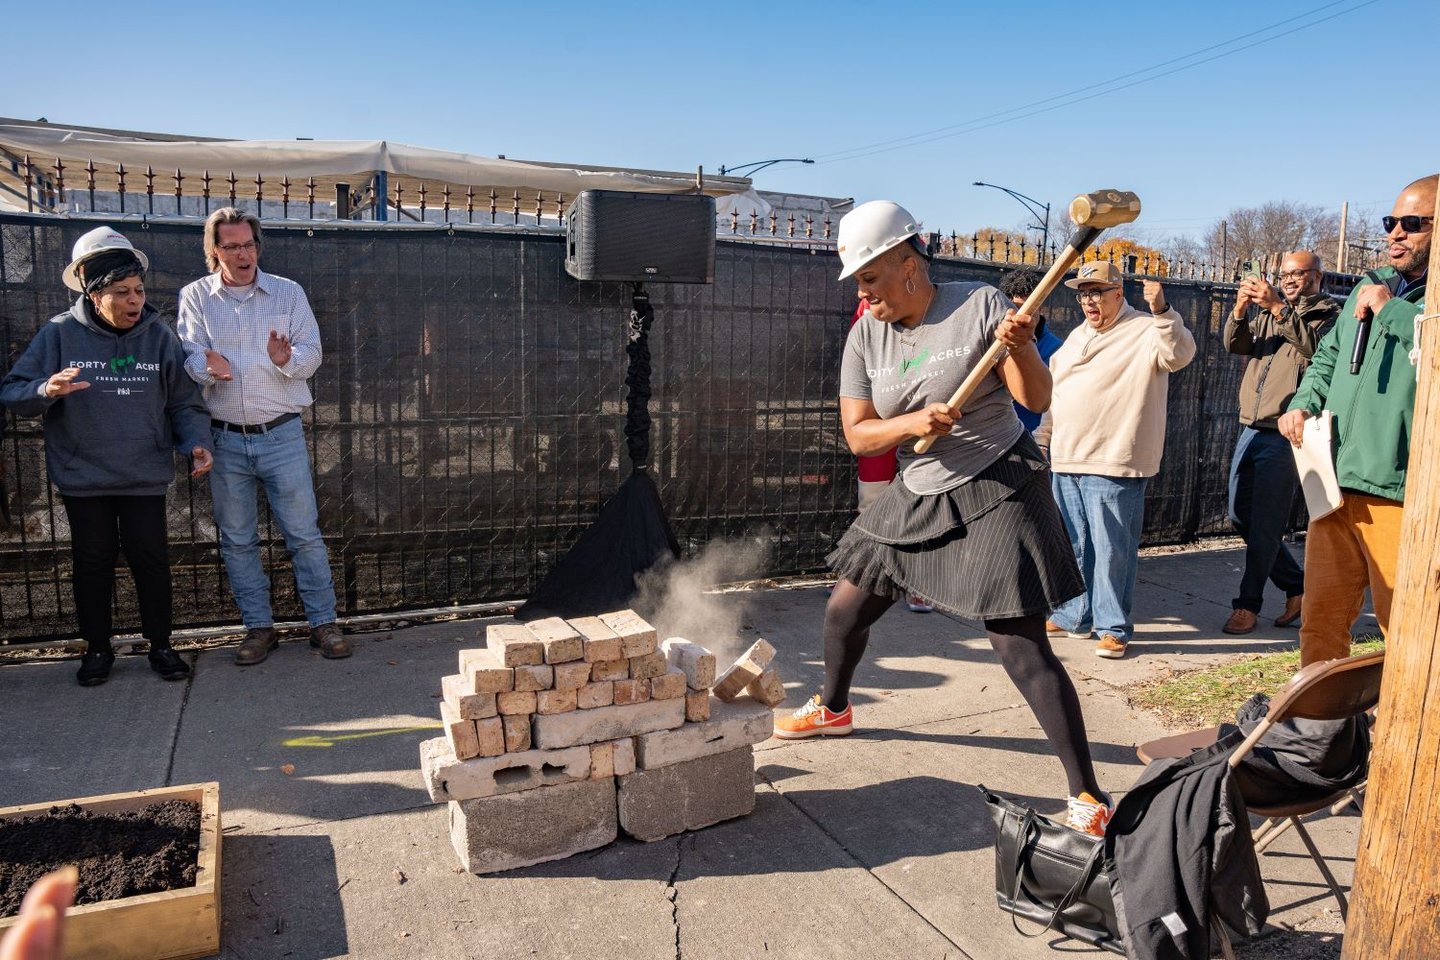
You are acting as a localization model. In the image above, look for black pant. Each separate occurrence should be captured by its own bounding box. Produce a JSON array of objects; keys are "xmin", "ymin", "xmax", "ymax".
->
[
  {"xmin": 61, "ymin": 495, "xmax": 171, "ymax": 649},
  {"xmin": 1229, "ymin": 427, "xmax": 1305, "ymax": 613}
]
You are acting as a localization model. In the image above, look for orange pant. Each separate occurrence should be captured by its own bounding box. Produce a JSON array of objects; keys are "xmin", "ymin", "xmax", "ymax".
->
[{"xmin": 1298, "ymin": 492, "xmax": 1402, "ymax": 666}]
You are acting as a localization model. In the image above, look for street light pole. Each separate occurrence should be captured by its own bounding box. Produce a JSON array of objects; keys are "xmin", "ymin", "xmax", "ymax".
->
[
  {"xmin": 718, "ymin": 158, "xmax": 815, "ymax": 177},
  {"xmin": 972, "ymin": 181, "xmax": 1051, "ymax": 261}
]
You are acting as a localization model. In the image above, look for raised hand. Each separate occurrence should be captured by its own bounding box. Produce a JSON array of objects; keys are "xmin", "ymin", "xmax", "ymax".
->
[
  {"xmin": 43, "ymin": 367, "xmax": 90, "ymax": 398},
  {"xmin": 267, "ymin": 330, "xmax": 292, "ymax": 367}
]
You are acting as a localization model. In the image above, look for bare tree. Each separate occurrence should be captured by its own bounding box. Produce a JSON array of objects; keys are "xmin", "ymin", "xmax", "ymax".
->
[{"xmin": 1198, "ymin": 200, "xmax": 1342, "ymax": 267}]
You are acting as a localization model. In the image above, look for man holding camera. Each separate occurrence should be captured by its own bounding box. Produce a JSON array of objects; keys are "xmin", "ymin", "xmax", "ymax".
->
[
  {"xmin": 1220, "ymin": 252, "xmax": 1338, "ymax": 635},
  {"xmin": 1279, "ymin": 174, "xmax": 1435, "ymax": 665}
]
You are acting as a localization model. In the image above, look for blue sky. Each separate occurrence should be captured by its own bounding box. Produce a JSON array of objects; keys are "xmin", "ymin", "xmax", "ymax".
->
[{"xmin": 4, "ymin": 0, "xmax": 1435, "ymax": 244}]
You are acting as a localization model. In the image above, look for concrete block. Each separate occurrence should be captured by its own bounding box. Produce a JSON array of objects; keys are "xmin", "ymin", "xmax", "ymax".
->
[
  {"xmin": 589, "ymin": 742, "xmax": 614, "ymax": 780},
  {"xmin": 617, "ymin": 746, "xmax": 755, "ymax": 842},
  {"xmin": 571, "ymin": 616, "xmax": 623, "ymax": 663},
  {"xmin": 497, "ymin": 690, "xmax": 538, "ymax": 716},
  {"xmin": 612, "ymin": 678, "xmax": 650, "ymax": 706},
  {"xmin": 536, "ymin": 688, "xmax": 578, "ymax": 715},
  {"xmin": 591, "ymin": 658, "xmax": 629, "ymax": 682},
  {"xmin": 457, "ymin": 648, "xmax": 514, "ymax": 694},
  {"xmin": 553, "ymin": 660, "xmax": 591, "ymax": 692},
  {"xmin": 474, "ymin": 716, "xmax": 505, "ymax": 758},
  {"xmin": 486, "ymin": 623, "xmax": 544, "ymax": 667},
  {"xmin": 532, "ymin": 696, "xmax": 685, "ymax": 750},
  {"xmin": 629, "ymin": 651, "xmax": 668, "ymax": 681},
  {"xmin": 512, "ymin": 664, "xmax": 554, "ymax": 693},
  {"xmin": 713, "ymin": 638, "xmax": 776, "ymax": 702},
  {"xmin": 502, "ymin": 714, "xmax": 531, "ymax": 753},
  {"xmin": 613, "ymin": 738, "xmax": 636, "ymax": 776},
  {"xmin": 420, "ymin": 737, "xmax": 591, "ymax": 801},
  {"xmin": 633, "ymin": 698, "xmax": 773, "ymax": 769},
  {"xmin": 599, "ymin": 609, "xmax": 657, "ymax": 658},
  {"xmin": 441, "ymin": 700, "xmax": 480, "ymax": 760},
  {"xmin": 649, "ymin": 667, "xmax": 687, "ymax": 701},
  {"xmin": 527, "ymin": 616, "xmax": 585, "ymax": 664},
  {"xmin": 442, "ymin": 673, "xmax": 498, "ymax": 720},
  {"xmin": 662, "ymin": 637, "xmax": 716, "ymax": 690},
  {"xmin": 685, "ymin": 688, "xmax": 711, "ymax": 722},
  {"xmin": 746, "ymin": 667, "xmax": 786, "ymax": 707},
  {"xmin": 449, "ymin": 778, "xmax": 617, "ymax": 874},
  {"xmin": 577, "ymin": 681, "xmax": 614, "ymax": 710}
]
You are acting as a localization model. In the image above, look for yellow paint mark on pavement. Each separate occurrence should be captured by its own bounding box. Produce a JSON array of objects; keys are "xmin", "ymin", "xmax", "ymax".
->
[{"xmin": 283, "ymin": 724, "xmax": 442, "ymax": 748}]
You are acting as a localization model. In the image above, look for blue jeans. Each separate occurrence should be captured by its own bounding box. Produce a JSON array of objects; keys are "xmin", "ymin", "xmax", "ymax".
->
[
  {"xmin": 209, "ymin": 417, "xmax": 336, "ymax": 628},
  {"xmin": 1228, "ymin": 426, "xmax": 1304, "ymax": 613},
  {"xmin": 1048, "ymin": 473, "xmax": 1148, "ymax": 641}
]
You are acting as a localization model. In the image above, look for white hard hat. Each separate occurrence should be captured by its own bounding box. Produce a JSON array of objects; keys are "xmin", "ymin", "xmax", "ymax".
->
[
  {"xmin": 62, "ymin": 226, "xmax": 150, "ymax": 292},
  {"xmin": 835, "ymin": 200, "xmax": 921, "ymax": 280}
]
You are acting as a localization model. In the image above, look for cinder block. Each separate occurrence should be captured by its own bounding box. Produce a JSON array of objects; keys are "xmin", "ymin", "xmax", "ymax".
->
[
  {"xmin": 634, "ymin": 698, "xmax": 773, "ymax": 769},
  {"xmin": 474, "ymin": 716, "xmax": 505, "ymax": 758},
  {"xmin": 532, "ymin": 696, "xmax": 685, "ymax": 750},
  {"xmin": 713, "ymin": 639, "xmax": 776, "ymax": 702},
  {"xmin": 571, "ymin": 616, "xmax": 624, "ymax": 663},
  {"xmin": 497, "ymin": 690, "xmax": 538, "ymax": 716},
  {"xmin": 577, "ymin": 681, "xmax": 614, "ymax": 710},
  {"xmin": 527, "ymin": 616, "xmax": 585, "ymax": 664},
  {"xmin": 553, "ymin": 660, "xmax": 591, "ymax": 692},
  {"xmin": 685, "ymin": 688, "xmax": 711, "ymax": 723},
  {"xmin": 746, "ymin": 668, "xmax": 786, "ymax": 707},
  {"xmin": 420, "ymin": 737, "xmax": 590, "ymax": 801},
  {"xmin": 662, "ymin": 638, "xmax": 716, "ymax": 690},
  {"xmin": 449, "ymin": 778, "xmax": 618, "ymax": 874},
  {"xmin": 513, "ymin": 664, "xmax": 554, "ymax": 693},
  {"xmin": 536, "ymin": 688, "xmax": 578, "ymax": 715},
  {"xmin": 486, "ymin": 623, "xmax": 544, "ymax": 667},
  {"xmin": 443, "ymin": 673, "xmax": 498, "ymax": 720},
  {"xmin": 613, "ymin": 738, "xmax": 636, "ymax": 776},
  {"xmin": 612, "ymin": 679, "xmax": 650, "ymax": 706},
  {"xmin": 629, "ymin": 651, "xmax": 668, "ymax": 681},
  {"xmin": 502, "ymin": 714, "xmax": 531, "ymax": 753},
  {"xmin": 589, "ymin": 742, "xmax": 615, "ymax": 780},
  {"xmin": 600, "ymin": 610, "xmax": 658, "ymax": 658},
  {"xmin": 458, "ymin": 648, "xmax": 514, "ymax": 694},
  {"xmin": 617, "ymin": 746, "xmax": 755, "ymax": 842},
  {"xmin": 649, "ymin": 667, "xmax": 687, "ymax": 701},
  {"xmin": 440, "ymin": 700, "xmax": 480, "ymax": 761},
  {"xmin": 591, "ymin": 658, "xmax": 629, "ymax": 682}
]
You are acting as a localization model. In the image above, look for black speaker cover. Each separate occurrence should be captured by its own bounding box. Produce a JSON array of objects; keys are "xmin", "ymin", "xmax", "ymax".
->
[{"xmin": 565, "ymin": 190, "xmax": 715, "ymax": 284}]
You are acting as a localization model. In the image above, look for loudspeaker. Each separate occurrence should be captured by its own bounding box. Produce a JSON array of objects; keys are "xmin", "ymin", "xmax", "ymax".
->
[{"xmin": 565, "ymin": 190, "xmax": 715, "ymax": 284}]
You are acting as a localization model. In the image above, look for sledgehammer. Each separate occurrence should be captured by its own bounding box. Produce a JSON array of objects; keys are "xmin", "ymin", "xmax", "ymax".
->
[{"xmin": 913, "ymin": 189, "xmax": 1141, "ymax": 454}]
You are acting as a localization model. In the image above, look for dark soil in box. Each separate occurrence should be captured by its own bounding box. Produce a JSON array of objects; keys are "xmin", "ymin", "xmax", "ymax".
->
[{"xmin": 0, "ymin": 799, "xmax": 200, "ymax": 917}]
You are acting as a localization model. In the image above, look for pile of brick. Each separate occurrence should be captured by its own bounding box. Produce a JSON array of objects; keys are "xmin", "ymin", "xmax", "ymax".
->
[{"xmin": 418, "ymin": 611, "xmax": 784, "ymax": 873}]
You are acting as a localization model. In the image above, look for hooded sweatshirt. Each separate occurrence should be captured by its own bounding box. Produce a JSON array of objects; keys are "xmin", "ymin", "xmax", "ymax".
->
[{"xmin": 0, "ymin": 299, "xmax": 212, "ymax": 497}]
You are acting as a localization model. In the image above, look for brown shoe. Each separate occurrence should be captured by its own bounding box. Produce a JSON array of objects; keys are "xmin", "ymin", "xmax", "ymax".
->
[
  {"xmin": 1274, "ymin": 595, "xmax": 1303, "ymax": 628},
  {"xmin": 310, "ymin": 622, "xmax": 352, "ymax": 659},
  {"xmin": 234, "ymin": 627, "xmax": 279, "ymax": 666},
  {"xmin": 1223, "ymin": 609, "xmax": 1258, "ymax": 635},
  {"xmin": 1094, "ymin": 633, "xmax": 1129, "ymax": 659}
]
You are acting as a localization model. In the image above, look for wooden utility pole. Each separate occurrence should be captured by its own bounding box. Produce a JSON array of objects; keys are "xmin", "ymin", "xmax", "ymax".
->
[
  {"xmin": 1337, "ymin": 201, "xmax": 1350, "ymax": 273},
  {"xmin": 1342, "ymin": 186, "xmax": 1440, "ymax": 958}
]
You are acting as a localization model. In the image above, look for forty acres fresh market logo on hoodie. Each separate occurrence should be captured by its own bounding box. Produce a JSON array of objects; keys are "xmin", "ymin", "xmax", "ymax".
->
[{"xmin": 67, "ymin": 357, "xmax": 160, "ymax": 393}]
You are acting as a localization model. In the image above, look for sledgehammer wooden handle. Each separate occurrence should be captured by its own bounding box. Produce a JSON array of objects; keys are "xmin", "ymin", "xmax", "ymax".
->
[{"xmin": 912, "ymin": 189, "xmax": 1140, "ymax": 455}]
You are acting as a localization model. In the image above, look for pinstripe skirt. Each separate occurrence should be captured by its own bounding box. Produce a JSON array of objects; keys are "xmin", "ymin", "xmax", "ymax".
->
[{"xmin": 826, "ymin": 434, "xmax": 1084, "ymax": 620}]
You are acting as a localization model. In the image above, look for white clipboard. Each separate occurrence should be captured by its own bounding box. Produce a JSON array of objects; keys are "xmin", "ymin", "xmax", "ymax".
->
[{"xmin": 1291, "ymin": 411, "xmax": 1343, "ymax": 521}]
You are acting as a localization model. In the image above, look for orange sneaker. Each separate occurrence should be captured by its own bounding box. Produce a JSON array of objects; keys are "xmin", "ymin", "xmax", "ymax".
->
[
  {"xmin": 773, "ymin": 694, "xmax": 854, "ymax": 740},
  {"xmin": 1066, "ymin": 790, "xmax": 1114, "ymax": 836}
]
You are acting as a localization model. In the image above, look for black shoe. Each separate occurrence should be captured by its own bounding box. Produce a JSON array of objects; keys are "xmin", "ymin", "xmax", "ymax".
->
[
  {"xmin": 148, "ymin": 646, "xmax": 190, "ymax": 681},
  {"xmin": 77, "ymin": 649, "xmax": 116, "ymax": 687}
]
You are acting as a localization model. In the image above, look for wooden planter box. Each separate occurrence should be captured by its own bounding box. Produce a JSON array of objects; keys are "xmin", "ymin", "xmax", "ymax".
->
[{"xmin": 0, "ymin": 782, "xmax": 221, "ymax": 960}]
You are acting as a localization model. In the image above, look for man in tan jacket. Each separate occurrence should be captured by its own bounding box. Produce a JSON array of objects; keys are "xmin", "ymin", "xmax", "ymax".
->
[{"xmin": 1036, "ymin": 262, "xmax": 1196, "ymax": 659}]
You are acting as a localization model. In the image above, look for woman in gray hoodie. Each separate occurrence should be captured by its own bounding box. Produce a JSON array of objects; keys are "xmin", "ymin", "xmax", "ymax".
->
[{"xmin": 1, "ymin": 227, "xmax": 213, "ymax": 686}]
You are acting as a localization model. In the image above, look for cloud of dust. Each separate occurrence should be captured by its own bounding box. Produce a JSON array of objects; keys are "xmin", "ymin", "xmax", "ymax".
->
[{"xmin": 632, "ymin": 537, "xmax": 770, "ymax": 666}]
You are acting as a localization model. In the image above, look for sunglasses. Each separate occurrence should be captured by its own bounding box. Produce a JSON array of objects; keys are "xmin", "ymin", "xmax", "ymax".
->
[{"xmin": 1382, "ymin": 215, "xmax": 1434, "ymax": 233}]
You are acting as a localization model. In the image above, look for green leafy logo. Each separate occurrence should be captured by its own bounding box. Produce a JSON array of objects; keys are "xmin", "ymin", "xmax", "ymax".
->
[
  {"xmin": 900, "ymin": 351, "xmax": 929, "ymax": 376},
  {"xmin": 109, "ymin": 354, "xmax": 136, "ymax": 373}
]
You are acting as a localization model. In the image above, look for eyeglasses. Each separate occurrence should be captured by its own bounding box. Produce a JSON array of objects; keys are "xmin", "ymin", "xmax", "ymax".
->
[
  {"xmin": 1278, "ymin": 270, "xmax": 1316, "ymax": 280},
  {"xmin": 1382, "ymin": 215, "xmax": 1434, "ymax": 234},
  {"xmin": 1074, "ymin": 289, "xmax": 1115, "ymax": 303},
  {"xmin": 216, "ymin": 241, "xmax": 258, "ymax": 254}
]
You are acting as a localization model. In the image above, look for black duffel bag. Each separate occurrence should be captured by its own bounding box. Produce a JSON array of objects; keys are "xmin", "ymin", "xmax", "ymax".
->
[{"xmin": 980, "ymin": 784, "xmax": 1124, "ymax": 955}]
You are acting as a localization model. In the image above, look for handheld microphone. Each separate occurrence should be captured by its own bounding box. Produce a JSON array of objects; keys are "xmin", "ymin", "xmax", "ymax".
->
[{"xmin": 1350, "ymin": 271, "xmax": 1383, "ymax": 375}]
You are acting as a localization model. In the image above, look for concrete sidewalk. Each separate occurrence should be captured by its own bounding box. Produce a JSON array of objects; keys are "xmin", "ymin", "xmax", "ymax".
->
[{"xmin": 1, "ymin": 541, "xmax": 1367, "ymax": 960}]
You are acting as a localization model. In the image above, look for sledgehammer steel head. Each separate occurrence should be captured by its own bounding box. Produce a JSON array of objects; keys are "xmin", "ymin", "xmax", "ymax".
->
[{"xmin": 1069, "ymin": 190, "xmax": 1141, "ymax": 229}]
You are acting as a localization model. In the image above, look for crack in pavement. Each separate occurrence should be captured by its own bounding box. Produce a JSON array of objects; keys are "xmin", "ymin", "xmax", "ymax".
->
[{"xmin": 665, "ymin": 833, "xmax": 692, "ymax": 960}]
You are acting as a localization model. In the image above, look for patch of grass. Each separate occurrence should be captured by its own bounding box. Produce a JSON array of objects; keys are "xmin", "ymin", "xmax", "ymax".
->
[{"xmin": 1128, "ymin": 639, "xmax": 1384, "ymax": 728}]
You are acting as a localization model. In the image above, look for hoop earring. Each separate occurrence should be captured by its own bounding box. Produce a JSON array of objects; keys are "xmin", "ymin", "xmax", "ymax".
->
[{"xmin": 905, "ymin": 278, "xmax": 916, "ymax": 295}]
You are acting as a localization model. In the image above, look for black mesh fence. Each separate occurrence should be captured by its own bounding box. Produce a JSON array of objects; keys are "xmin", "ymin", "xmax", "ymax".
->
[{"xmin": 2, "ymin": 213, "xmax": 1263, "ymax": 643}]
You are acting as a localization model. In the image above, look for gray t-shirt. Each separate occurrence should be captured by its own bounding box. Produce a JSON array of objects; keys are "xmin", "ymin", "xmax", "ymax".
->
[{"xmin": 840, "ymin": 281, "xmax": 1024, "ymax": 494}]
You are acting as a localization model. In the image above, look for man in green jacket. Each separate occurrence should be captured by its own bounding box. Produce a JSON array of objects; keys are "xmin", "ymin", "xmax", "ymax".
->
[{"xmin": 1279, "ymin": 174, "xmax": 1435, "ymax": 665}]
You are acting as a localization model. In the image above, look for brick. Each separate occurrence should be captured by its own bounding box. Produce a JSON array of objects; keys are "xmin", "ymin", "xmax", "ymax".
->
[
  {"xmin": 591, "ymin": 658, "xmax": 629, "ymax": 682},
  {"xmin": 553, "ymin": 660, "xmax": 591, "ymax": 692},
  {"xmin": 419, "ymin": 737, "xmax": 590, "ymax": 801},
  {"xmin": 532, "ymin": 696, "xmax": 686, "ymax": 750},
  {"xmin": 536, "ymin": 688, "xmax": 578, "ymax": 715},
  {"xmin": 634, "ymin": 698, "xmax": 774, "ymax": 769},
  {"xmin": 685, "ymin": 688, "xmax": 711, "ymax": 722},
  {"xmin": 599, "ymin": 609, "xmax": 658, "ymax": 658},
  {"xmin": 440, "ymin": 700, "xmax": 480, "ymax": 761},
  {"xmin": 486, "ymin": 623, "xmax": 544, "ymax": 667},
  {"xmin": 617, "ymin": 746, "xmax": 755, "ymax": 842},
  {"xmin": 577, "ymin": 681, "xmax": 614, "ymax": 710},
  {"xmin": 512, "ymin": 664, "xmax": 554, "ymax": 693},
  {"xmin": 662, "ymin": 637, "xmax": 716, "ymax": 690},
  {"xmin": 629, "ymin": 651, "xmax": 668, "ymax": 681},
  {"xmin": 497, "ymin": 690, "xmax": 538, "ymax": 716},
  {"xmin": 612, "ymin": 678, "xmax": 650, "ymax": 706},
  {"xmin": 442, "ymin": 673, "xmax": 498, "ymax": 720},
  {"xmin": 649, "ymin": 667, "xmax": 687, "ymax": 701},
  {"xmin": 457, "ymin": 648, "xmax": 514, "ymax": 694},
  {"xmin": 502, "ymin": 714, "xmax": 531, "ymax": 752},
  {"xmin": 571, "ymin": 616, "xmax": 623, "ymax": 663},
  {"xmin": 613, "ymin": 738, "xmax": 636, "ymax": 776},
  {"xmin": 474, "ymin": 717, "xmax": 505, "ymax": 758},
  {"xmin": 746, "ymin": 667, "xmax": 786, "ymax": 707},
  {"xmin": 713, "ymin": 638, "xmax": 776, "ymax": 702},
  {"xmin": 527, "ymin": 616, "xmax": 585, "ymax": 664},
  {"xmin": 449, "ymin": 778, "xmax": 617, "ymax": 874},
  {"xmin": 589, "ymin": 742, "xmax": 615, "ymax": 780}
]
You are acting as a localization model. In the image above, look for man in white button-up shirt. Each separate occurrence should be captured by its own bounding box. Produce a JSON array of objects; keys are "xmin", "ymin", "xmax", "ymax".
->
[{"xmin": 177, "ymin": 207, "xmax": 351, "ymax": 664}]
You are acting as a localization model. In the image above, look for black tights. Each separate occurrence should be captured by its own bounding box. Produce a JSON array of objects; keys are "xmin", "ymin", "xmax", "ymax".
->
[{"xmin": 821, "ymin": 579, "xmax": 1101, "ymax": 798}]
